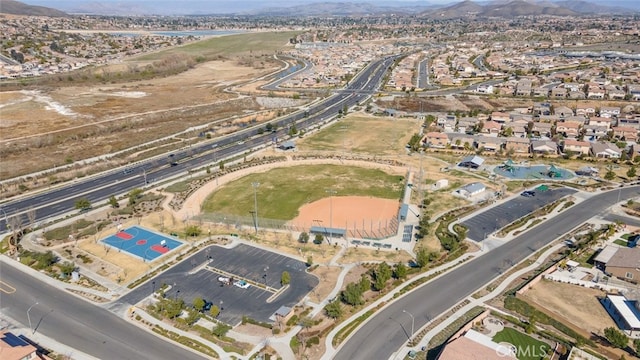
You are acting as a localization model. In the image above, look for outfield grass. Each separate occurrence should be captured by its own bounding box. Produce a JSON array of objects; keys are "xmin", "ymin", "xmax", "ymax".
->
[
  {"xmin": 136, "ymin": 31, "xmax": 300, "ymax": 61},
  {"xmin": 299, "ymin": 115, "xmax": 416, "ymax": 155},
  {"xmin": 492, "ymin": 327, "xmax": 550, "ymax": 360},
  {"xmin": 201, "ymin": 165, "xmax": 403, "ymax": 219}
]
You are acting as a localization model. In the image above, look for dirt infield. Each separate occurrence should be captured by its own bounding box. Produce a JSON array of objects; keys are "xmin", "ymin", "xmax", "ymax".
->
[{"xmin": 288, "ymin": 196, "xmax": 399, "ymax": 231}]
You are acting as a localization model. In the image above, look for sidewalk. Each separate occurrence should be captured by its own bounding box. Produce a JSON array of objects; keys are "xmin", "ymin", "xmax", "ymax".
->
[{"xmin": 392, "ymin": 243, "xmax": 564, "ymax": 358}]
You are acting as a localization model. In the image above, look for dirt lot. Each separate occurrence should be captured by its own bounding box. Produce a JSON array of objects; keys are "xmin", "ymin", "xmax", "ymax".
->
[
  {"xmin": 0, "ymin": 51, "xmax": 291, "ymax": 183},
  {"xmin": 307, "ymin": 266, "xmax": 343, "ymax": 303},
  {"xmin": 521, "ymin": 279, "xmax": 616, "ymax": 335}
]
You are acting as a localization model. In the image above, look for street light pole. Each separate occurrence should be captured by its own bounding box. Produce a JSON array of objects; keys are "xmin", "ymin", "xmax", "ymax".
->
[
  {"xmin": 252, "ymin": 182, "xmax": 260, "ymax": 234},
  {"xmin": 403, "ymin": 309, "xmax": 415, "ymax": 339},
  {"xmin": 212, "ymin": 144, "xmax": 219, "ymax": 186},
  {"xmin": 326, "ymin": 189, "xmax": 337, "ymax": 245},
  {"xmin": 27, "ymin": 301, "xmax": 39, "ymax": 334}
]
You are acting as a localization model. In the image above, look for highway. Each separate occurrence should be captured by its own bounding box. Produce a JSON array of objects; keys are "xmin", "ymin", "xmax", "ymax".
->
[
  {"xmin": 0, "ymin": 260, "xmax": 207, "ymax": 360},
  {"xmin": 334, "ymin": 186, "xmax": 640, "ymax": 360},
  {"xmin": 0, "ymin": 54, "xmax": 401, "ymax": 233}
]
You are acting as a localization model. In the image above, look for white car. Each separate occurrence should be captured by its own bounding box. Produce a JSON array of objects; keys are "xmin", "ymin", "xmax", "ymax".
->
[{"xmin": 234, "ymin": 280, "xmax": 250, "ymax": 289}]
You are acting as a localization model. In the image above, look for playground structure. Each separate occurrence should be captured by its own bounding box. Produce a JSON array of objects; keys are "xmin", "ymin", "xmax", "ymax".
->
[{"xmin": 494, "ymin": 160, "xmax": 574, "ymax": 180}]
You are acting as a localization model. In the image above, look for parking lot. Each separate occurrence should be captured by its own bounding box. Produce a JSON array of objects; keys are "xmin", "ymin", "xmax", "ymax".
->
[
  {"xmin": 461, "ymin": 186, "xmax": 577, "ymax": 242},
  {"xmin": 121, "ymin": 244, "xmax": 318, "ymax": 325}
]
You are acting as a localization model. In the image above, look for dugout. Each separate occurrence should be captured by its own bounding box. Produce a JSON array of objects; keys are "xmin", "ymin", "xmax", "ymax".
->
[{"xmin": 310, "ymin": 226, "xmax": 346, "ymax": 238}]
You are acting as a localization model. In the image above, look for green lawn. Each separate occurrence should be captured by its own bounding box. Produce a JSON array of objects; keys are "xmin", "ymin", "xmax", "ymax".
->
[
  {"xmin": 614, "ymin": 239, "xmax": 628, "ymax": 246},
  {"xmin": 201, "ymin": 165, "xmax": 403, "ymax": 220},
  {"xmin": 492, "ymin": 328, "xmax": 550, "ymax": 360},
  {"xmin": 136, "ymin": 31, "xmax": 300, "ymax": 61}
]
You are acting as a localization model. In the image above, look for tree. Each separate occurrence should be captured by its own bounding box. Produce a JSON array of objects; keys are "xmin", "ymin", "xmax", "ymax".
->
[
  {"xmin": 325, "ymin": 300, "xmax": 343, "ymax": 319},
  {"xmin": 604, "ymin": 326, "xmax": 629, "ymax": 349},
  {"xmin": 373, "ymin": 262, "xmax": 392, "ymax": 291},
  {"xmin": 58, "ymin": 261, "xmax": 76, "ymax": 276},
  {"xmin": 628, "ymin": 166, "xmax": 637, "ymax": 178},
  {"xmin": 74, "ymin": 197, "xmax": 91, "ymax": 211},
  {"xmin": 393, "ymin": 263, "xmax": 408, "ymax": 280},
  {"xmin": 281, "ymin": 271, "xmax": 291, "ymax": 285},
  {"xmin": 184, "ymin": 225, "xmax": 202, "ymax": 237},
  {"xmin": 209, "ymin": 305, "xmax": 220, "ymax": 318},
  {"xmin": 128, "ymin": 188, "xmax": 143, "ymax": 206},
  {"xmin": 415, "ymin": 248, "xmax": 436, "ymax": 268},
  {"xmin": 298, "ymin": 232, "xmax": 309, "ymax": 243},
  {"xmin": 306, "ymin": 256, "xmax": 313, "ymax": 267},
  {"xmin": 185, "ymin": 308, "xmax": 201, "ymax": 326},
  {"xmin": 605, "ymin": 166, "xmax": 616, "ymax": 181},
  {"xmin": 342, "ymin": 282, "xmax": 364, "ymax": 306},
  {"xmin": 108, "ymin": 195, "xmax": 119, "ymax": 208},
  {"xmin": 193, "ymin": 297, "xmax": 205, "ymax": 312},
  {"xmin": 313, "ymin": 233, "xmax": 324, "ymax": 244},
  {"xmin": 212, "ymin": 323, "xmax": 231, "ymax": 337},
  {"xmin": 634, "ymin": 338, "xmax": 640, "ymax": 355}
]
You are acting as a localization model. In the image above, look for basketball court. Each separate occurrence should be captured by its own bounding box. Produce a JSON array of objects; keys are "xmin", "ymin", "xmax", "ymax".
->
[{"xmin": 100, "ymin": 225, "xmax": 183, "ymax": 261}]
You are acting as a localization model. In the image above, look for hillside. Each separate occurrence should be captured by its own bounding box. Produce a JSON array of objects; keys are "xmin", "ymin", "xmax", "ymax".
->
[{"xmin": 0, "ymin": 0, "xmax": 68, "ymax": 17}]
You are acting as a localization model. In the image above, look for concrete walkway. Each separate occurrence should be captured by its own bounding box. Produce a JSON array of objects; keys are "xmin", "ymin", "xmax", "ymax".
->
[{"xmin": 391, "ymin": 243, "xmax": 564, "ymax": 359}]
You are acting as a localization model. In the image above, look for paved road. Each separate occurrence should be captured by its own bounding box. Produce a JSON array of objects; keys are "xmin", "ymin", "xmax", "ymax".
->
[
  {"xmin": 0, "ymin": 260, "xmax": 206, "ymax": 360},
  {"xmin": 335, "ymin": 186, "xmax": 640, "ymax": 360},
  {"xmin": 0, "ymin": 55, "xmax": 401, "ymax": 232}
]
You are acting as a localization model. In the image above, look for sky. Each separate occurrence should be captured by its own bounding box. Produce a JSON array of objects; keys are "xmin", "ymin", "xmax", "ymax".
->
[{"xmin": 21, "ymin": 0, "xmax": 635, "ymax": 15}]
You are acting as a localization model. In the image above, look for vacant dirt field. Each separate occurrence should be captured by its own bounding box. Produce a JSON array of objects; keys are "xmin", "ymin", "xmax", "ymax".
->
[
  {"xmin": 521, "ymin": 279, "xmax": 615, "ymax": 335},
  {"xmin": 307, "ymin": 266, "xmax": 343, "ymax": 303}
]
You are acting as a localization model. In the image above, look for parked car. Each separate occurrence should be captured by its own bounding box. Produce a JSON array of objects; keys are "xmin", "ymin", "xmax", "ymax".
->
[
  {"xmin": 218, "ymin": 276, "xmax": 231, "ymax": 285},
  {"xmin": 520, "ymin": 191, "xmax": 535, "ymax": 197},
  {"xmin": 234, "ymin": 280, "xmax": 250, "ymax": 289}
]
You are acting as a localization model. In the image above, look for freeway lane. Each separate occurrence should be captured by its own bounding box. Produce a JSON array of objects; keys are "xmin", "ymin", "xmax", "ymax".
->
[
  {"xmin": 0, "ymin": 260, "xmax": 206, "ymax": 360},
  {"xmin": 0, "ymin": 54, "xmax": 400, "ymax": 232},
  {"xmin": 335, "ymin": 186, "xmax": 640, "ymax": 360}
]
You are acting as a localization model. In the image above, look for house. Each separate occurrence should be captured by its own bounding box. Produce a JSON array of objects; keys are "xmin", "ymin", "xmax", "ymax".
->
[
  {"xmin": 456, "ymin": 182, "xmax": 486, "ymax": 198},
  {"xmin": 475, "ymin": 84, "xmax": 494, "ymax": 94},
  {"xmin": 564, "ymin": 115, "xmax": 587, "ymax": 124},
  {"xmin": 589, "ymin": 116, "xmax": 615, "ymax": 129},
  {"xmin": 515, "ymin": 79, "xmax": 532, "ymax": 96},
  {"xmin": 554, "ymin": 105, "xmax": 573, "ymax": 118},
  {"xmin": 531, "ymin": 122, "xmax": 552, "ymax": 137},
  {"xmin": 602, "ymin": 294, "xmax": 640, "ymax": 337},
  {"xmin": 530, "ymin": 140, "xmax": 558, "ymax": 155},
  {"xmin": 629, "ymin": 84, "xmax": 640, "ymax": 101},
  {"xmin": 613, "ymin": 126, "xmax": 638, "ymax": 142},
  {"xmin": 591, "ymin": 142, "xmax": 622, "ymax": 158},
  {"xmin": 587, "ymin": 83, "xmax": 606, "ymax": 99},
  {"xmin": 619, "ymin": 117, "xmax": 640, "ymax": 130},
  {"xmin": 629, "ymin": 144, "xmax": 640, "ymax": 160},
  {"xmin": 538, "ymin": 114, "xmax": 560, "ymax": 123},
  {"xmin": 449, "ymin": 134, "xmax": 475, "ymax": 150},
  {"xmin": 505, "ymin": 137, "xmax": 530, "ymax": 154},
  {"xmin": 556, "ymin": 121, "xmax": 581, "ymax": 138},
  {"xmin": 437, "ymin": 329, "xmax": 517, "ymax": 360},
  {"xmin": 480, "ymin": 121, "xmax": 502, "ymax": 137},
  {"xmin": 533, "ymin": 86, "xmax": 549, "ymax": 97},
  {"xmin": 563, "ymin": 139, "xmax": 591, "ymax": 155},
  {"xmin": 604, "ymin": 246, "xmax": 640, "ymax": 282},
  {"xmin": 510, "ymin": 125, "xmax": 528, "ymax": 138},
  {"xmin": 0, "ymin": 330, "xmax": 48, "ymax": 360},
  {"xmin": 424, "ymin": 132, "xmax": 450, "ymax": 148},
  {"xmin": 475, "ymin": 135, "xmax": 504, "ymax": 152},
  {"xmin": 457, "ymin": 117, "xmax": 479, "ymax": 133},
  {"xmin": 490, "ymin": 111, "xmax": 510, "ymax": 124},
  {"xmin": 437, "ymin": 115, "xmax": 457, "ymax": 132},
  {"xmin": 458, "ymin": 155, "xmax": 484, "ymax": 169},
  {"xmin": 583, "ymin": 125, "xmax": 609, "ymax": 141},
  {"xmin": 606, "ymin": 86, "xmax": 626, "ymax": 100},
  {"xmin": 550, "ymin": 86, "xmax": 567, "ymax": 98},
  {"xmin": 601, "ymin": 106, "xmax": 621, "ymax": 118},
  {"xmin": 532, "ymin": 102, "xmax": 552, "ymax": 116},
  {"xmin": 576, "ymin": 104, "xmax": 597, "ymax": 117}
]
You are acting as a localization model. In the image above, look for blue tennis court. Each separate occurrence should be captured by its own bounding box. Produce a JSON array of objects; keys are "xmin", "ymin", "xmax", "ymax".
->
[{"xmin": 101, "ymin": 225, "xmax": 183, "ymax": 261}]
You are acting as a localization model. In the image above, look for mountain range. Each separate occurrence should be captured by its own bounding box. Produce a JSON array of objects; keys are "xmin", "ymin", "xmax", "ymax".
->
[{"xmin": 6, "ymin": 0, "xmax": 640, "ymax": 17}]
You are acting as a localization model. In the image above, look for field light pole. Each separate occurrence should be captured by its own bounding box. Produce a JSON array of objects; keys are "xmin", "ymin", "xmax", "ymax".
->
[
  {"xmin": 252, "ymin": 182, "xmax": 260, "ymax": 234},
  {"xmin": 27, "ymin": 301, "xmax": 38, "ymax": 334},
  {"xmin": 326, "ymin": 189, "xmax": 337, "ymax": 245}
]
